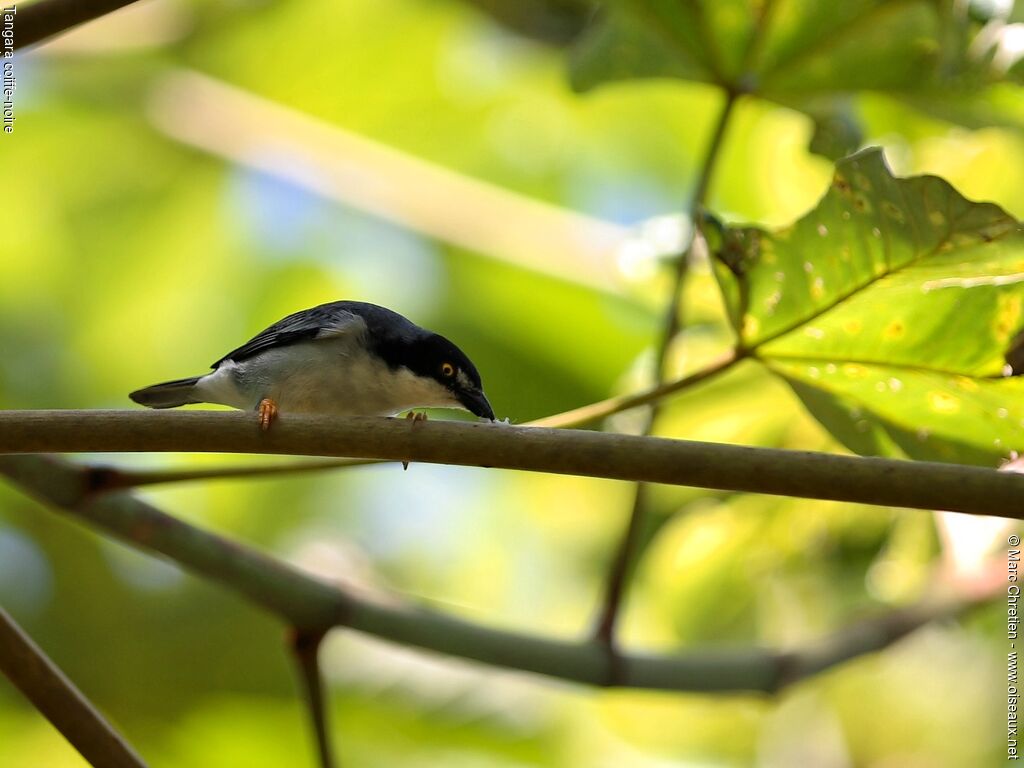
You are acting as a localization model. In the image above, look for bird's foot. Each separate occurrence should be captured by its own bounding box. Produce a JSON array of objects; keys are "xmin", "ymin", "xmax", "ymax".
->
[
  {"xmin": 402, "ymin": 411, "xmax": 427, "ymax": 469},
  {"xmin": 257, "ymin": 398, "xmax": 279, "ymax": 431}
]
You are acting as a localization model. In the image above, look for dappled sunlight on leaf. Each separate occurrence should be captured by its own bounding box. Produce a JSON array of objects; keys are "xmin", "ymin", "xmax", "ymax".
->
[{"xmin": 711, "ymin": 147, "xmax": 1024, "ymax": 463}]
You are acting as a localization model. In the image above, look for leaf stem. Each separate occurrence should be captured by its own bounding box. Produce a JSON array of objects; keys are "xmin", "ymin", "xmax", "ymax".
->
[{"xmin": 528, "ymin": 348, "xmax": 742, "ymax": 429}]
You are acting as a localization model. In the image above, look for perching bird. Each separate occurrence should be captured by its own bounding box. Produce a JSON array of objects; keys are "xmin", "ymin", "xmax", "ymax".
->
[{"xmin": 130, "ymin": 301, "xmax": 495, "ymax": 429}]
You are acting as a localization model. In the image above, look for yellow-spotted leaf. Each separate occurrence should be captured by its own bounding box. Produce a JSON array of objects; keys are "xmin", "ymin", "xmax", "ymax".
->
[
  {"xmin": 778, "ymin": 363, "xmax": 1024, "ymax": 465},
  {"xmin": 708, "ymin": 147, "xmax": 1024, "ymax": 464}
]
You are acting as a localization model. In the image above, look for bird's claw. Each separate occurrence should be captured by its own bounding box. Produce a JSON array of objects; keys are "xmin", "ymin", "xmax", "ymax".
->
[
  {"xmin": 403, "ymin": 411, "xmax": 427, "ymax": 469},
  {"xmin": 258, "ymin": 398, "xmax": 279, "ymax": 431}
]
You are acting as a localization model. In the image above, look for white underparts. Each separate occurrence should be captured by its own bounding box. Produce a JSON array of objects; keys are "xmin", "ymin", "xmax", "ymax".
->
[{"xmin": 193, "ymin": 340, "xmax": 461, "ymax": 415}]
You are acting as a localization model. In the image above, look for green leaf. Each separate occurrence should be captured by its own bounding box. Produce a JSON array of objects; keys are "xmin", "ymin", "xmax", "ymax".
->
[
  {"xmin": 569, "ymin": 3, "xmax": 724, "ymax": 91},
  {"xmin": 709, "ymin": 147, "xmax": 1024, "ymax": 464},
  {"xmin": 570, "ymin": 1, "xmax": 1021, "ymax": 91},
  {"xmin": 777, "ymin": 362, "xmax": 1024, "ymax": 464},
  {"xmin": 756, "ymin": 1, "xmax": 944, "ymax": 96},
  {"xmin": 566, "ymin": 0, "xmax": 1024, "ymax": 144},
  {"xmin": 806, "ymin": 101, "xmax": 864, "ymax": 162}
]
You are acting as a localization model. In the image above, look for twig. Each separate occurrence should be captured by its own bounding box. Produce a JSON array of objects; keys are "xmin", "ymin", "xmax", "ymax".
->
[
  {"xmin": 593, "ymin": 90, "xmax": 741, "ymax": 657},
  {"xmin": 88, "ymin": 457, "xmax": 378, "ymax": 490},
  {"xmin": 2, "ymin": 410, "xmax": 1024, "ymax": 516},
  {"xmin": 589, "ymin": 0, "xmax": 782, "ymax": 659},
  {"xmin": 775, "ymin": 598, "xmax": 963, "ymax": 687},
  {"xmin": 12, "ymin": 0, "xmax": 142, "ymax": 51},
  {"xmin": 0, "ymin": 604, "xmax": 149, "ymax": 768},
  {"xmin": 527, "ymin": 348, "xmax": 742, "ymax": 428},
  {"xmin": 0, "ymin": 454, "xmax": 996, "ymax": 693},
  {"xmin": 289, "ymin": 630, "xmax": 336, "ymax": 768}
]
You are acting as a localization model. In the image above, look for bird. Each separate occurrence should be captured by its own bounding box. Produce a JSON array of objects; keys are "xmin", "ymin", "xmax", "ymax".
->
[{"xmin": 129, "ymin": 301, "xmax": 495, "ymax": 430}]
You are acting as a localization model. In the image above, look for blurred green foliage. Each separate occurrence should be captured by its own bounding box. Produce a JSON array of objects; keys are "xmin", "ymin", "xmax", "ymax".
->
[{"xmin": 1, "ymin": 0, "xmax": 1021, "ymax": 766}]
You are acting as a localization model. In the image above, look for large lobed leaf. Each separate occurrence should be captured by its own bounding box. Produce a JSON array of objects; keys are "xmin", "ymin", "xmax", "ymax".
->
[
  {"xmin": 570, "ymin": 0, "xmax": 1024, "ymax": 94},
  {"xmin": 708, "ymin": 147, "xmax": 1024, "ymax": 465},
  {"xmin": 566, "ymin": 0, "xmax": 1024, "ymax": 158}
]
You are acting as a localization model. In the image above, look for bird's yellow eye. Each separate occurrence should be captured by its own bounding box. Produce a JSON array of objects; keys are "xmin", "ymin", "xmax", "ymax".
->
[{"xmin": 441, "ymin": 362, "xmax": 455, "ymax": 378}]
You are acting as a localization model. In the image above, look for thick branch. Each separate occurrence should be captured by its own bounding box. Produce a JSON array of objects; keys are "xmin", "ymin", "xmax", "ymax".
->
[
  {"xmin": 1, "ymin": 410, "xmax": 1021, "ymax": 517},
  {"xmin": 0, "ymin": 604, "xmax": 149, "ymax": 768},
  {"xmin": 0, "ymin": 455, "xmax": 991, "ymax": 693},
  {"xmin": 12, "ymin": 0, "xmax": 142, "ymax": 51},
  {"xmin": 60, "ymin": 350, "xmax": 741, "ymax": 490}
]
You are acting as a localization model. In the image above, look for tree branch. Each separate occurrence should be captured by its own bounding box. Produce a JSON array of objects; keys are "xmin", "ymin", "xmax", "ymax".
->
[
  {"xmin": 87, "ymin": 457, "xmax": 377, "ymax": 490},
  {"xmin": 0, "ymin": 454, "xmax": 994, "ymax": 693},
  {"xmin": 1, "ymin": 410, "xmax": 1023, "ymax": 516},
  {"xmin": 12, "ymin": 0, "xmax": 142, "ymax": 51},
  {"xmin": 56, "ymin": 350, "xmax": 742, "ymax": 491},
  {"xmin": 0, "ymin": 604, "xmax": 149, "ymax": 768},
  {"xmin": 289, "ymin": 630, "xmax": 336, "ymax": 768},
  {"xmin": 528, "ymin": 348, "xmax": 742, "ymax": 429}
]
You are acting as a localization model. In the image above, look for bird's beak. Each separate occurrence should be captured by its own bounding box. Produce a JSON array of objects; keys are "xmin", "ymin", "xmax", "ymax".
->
[{"xmin": 458, "ymin": 388, "xmax": 495, "ymax": 421}]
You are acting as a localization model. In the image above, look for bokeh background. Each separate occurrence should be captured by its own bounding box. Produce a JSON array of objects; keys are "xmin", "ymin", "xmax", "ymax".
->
[{"xmin": 2, "ymin": 0, "xmax": 1023, "ymax": 765}]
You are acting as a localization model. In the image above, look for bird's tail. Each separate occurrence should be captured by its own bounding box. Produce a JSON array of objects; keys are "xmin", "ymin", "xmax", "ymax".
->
[{"xmin": 129, "ymin": 376, "xmax": 203, "ymax": 409}]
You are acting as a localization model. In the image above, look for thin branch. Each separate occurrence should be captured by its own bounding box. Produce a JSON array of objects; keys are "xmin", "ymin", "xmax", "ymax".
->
[
  {"xmin": 2, "ymin": 410, "xmax": 1024, "ymax": 516},
  {"xmin": 12, "ymin": 0, "xmax": 142, "ymax": 51},
  {"xmin": 289, "ymin": 631, "xmax": 336, "ymax": 768},
  {"xmin": 0, "ymin": 604, "xmax": 149, "ymax": 768},
  {"xmin": 775, "ymin": 598, "xmax": 966, "ymax": 687},
  {"xmin": 652, "ymin": 92, "xmax": 738, "ymax": 399},
  {"xmin": 590, "ymin": 0, "xmax": 782, "ymax": 656},
  {"xmin": 89, "ymin": 458, "xmax": 378, "ymax": 490},
  {"xmin": 528, "ymin": 348, "xmax": 742, "ymax": 429},
  {"xmin": 594, "ymin": 89, "xmax": 741, "ymax": 654},
  {"xmin": 0, "ymin": 454, "xmax": 995, "ymax": 693}
]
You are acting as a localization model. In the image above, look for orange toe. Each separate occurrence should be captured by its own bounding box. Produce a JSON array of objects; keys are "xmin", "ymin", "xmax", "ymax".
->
[{"xmin": 258, "ymin": 398, "xmax": 279, "ymax": 431}]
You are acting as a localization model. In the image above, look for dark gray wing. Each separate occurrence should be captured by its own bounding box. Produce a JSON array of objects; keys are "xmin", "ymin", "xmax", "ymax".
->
[{"xmin": 211, "ymin": 302, "xmax": 365, "ymax": 367}]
